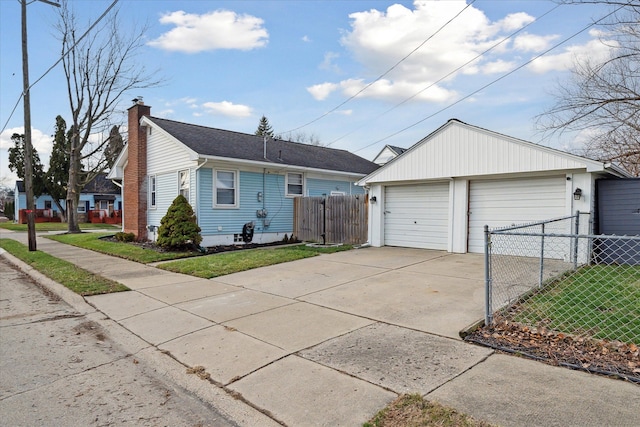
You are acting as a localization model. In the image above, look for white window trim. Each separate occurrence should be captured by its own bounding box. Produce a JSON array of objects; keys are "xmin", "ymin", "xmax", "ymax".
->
[
  {"xmin": 149, "ymin": 175, "xmax": 157, "ymax": 209},
  {"xmin": 286, "ymin": 172, "xmax": 305, "ymax": 197},
  {"xmin": 213, "ymin": 169, "xmax": 239, "ymax": 209},
  {"xmin": 178, "ymin": 169, "xmax": 190, "ymax": 203},
  {"xmin": 77, "ymin": 205, "xmax": 86, "ymax": 213}
]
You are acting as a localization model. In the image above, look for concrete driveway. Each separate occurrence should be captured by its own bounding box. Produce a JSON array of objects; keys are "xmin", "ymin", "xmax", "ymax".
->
[{"xmin": 20, "ymin": 240, "xmax": 485, "ymax": 426}]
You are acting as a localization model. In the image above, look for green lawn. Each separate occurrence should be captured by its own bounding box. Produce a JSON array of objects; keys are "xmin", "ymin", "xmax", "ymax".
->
[
  {"xmin": 46, "ymin": 232, "xmax": 198, "ymax": 263},
  {"xmin": 0, "ymin": 238, "xmax": 128, "ymax": 296},
  {"xmin": 512, "ymin": 264, "xmax": 640, "ymax": 344},
  {"xmin": 0, "ymin": 222, "xmax": 119, "ymax": 232},
  {"xmin": 157, "ymin": 244, "xmax": 353, "ymax": 278}
]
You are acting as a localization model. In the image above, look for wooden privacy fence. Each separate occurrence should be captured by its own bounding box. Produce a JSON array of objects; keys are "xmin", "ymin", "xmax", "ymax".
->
[{"xmin": 293, "ymin": 194, "xmax": 368, "ymax": 245}]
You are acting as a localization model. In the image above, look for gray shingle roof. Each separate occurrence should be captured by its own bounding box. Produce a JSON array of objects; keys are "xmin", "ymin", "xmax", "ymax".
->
[{"xmin": 149, "ymin": 117, "xmax": 379, "ymax": 175}]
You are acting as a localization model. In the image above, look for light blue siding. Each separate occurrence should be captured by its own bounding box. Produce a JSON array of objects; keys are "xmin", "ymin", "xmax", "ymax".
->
[
  {"xmin": 15, "ymin": 193, "xmax": 122, "ymax": 214},
  {"xmin": 306, "ymin": 178, "xmax": 365, "ymax": 197},
  {"xmin": 197, "ymin": 169, "xmax": 294, "ymax": 237}
]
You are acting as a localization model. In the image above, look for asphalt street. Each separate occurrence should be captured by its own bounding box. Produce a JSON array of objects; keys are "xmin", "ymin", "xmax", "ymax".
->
[{"xmin": 0, "ymin": 257, "xmax": 237, "ymax": 427}]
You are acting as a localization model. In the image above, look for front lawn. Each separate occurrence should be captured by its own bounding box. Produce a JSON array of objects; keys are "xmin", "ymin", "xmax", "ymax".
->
[
  {"xmin": 0, "ymin": 238, "xmax": 128, "ymax": 296},
  {"xmin": 158, "ymin": 244, "xmax": 353, "ymax": 278},
  {"xmin": 46, "ymin": 232, "xmax": 198, "ymax": 263}
]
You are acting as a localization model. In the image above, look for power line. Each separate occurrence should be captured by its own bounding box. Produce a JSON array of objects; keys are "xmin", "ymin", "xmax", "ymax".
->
[
  {"xmin": 325, "ymin": 2, "xmax": 563, "ymax": 148},
  {"xmin": 352, "ymin": 2, "xmax": 629, "ymax": 155},
  {"xmin": 281, "ymin": 0, "xmax": 477, "ymax": 134},
  {"xmin": 1, "ymin": 0, "xmax": 119, "ymax": 136}
]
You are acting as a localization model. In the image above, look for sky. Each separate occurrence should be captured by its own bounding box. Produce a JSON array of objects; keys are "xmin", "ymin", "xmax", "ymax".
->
[{"xmin": 0, "ymin": 0, "xmax": 620, "ymax": 186}]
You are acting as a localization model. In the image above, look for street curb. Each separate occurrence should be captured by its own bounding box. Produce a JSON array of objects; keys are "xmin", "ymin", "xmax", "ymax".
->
[{"xmin": 0, "ymin": 247, "xmax": 281, "ymax": 427}]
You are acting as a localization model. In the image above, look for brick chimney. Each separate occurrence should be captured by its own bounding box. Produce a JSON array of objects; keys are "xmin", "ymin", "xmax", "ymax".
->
[{"xmin": 123, "ymin": 98, "xmax": 151, "ymax": 240}]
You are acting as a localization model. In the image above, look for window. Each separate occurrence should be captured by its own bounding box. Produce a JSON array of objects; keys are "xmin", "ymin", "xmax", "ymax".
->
[
  {"xmin": 44, "ymin": 200, "xmax": 52, "ymax": 209},
  {"xmin": 215, "ymin": 170, "xmax": 237, "ymax": 207},
  {"xmin": 179, "ymin": 170, "xmax": 190, "ymax": 202},
  {"xmin": 286, "ymin": 172, "xmax": 304, "ymax": 196},
  {"xmin": 77, "ymin": 205, "xmax": 86, "ymax": 213},
  {"xmin": 149, "ymin": 175, "xmax": 157, "ymax": 208}
]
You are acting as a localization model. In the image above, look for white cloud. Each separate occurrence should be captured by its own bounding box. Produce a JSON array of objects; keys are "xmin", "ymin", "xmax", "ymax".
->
[
  {"xmin": 302, "ymin": 35, "xmax": 311, "ymax": 43},
  {"xmin": 202, "ymin": 101, "xmax": 252, "ymax": 118},
  {"xmin": 0, "ymin": 127, "xmax": 51, "ymax": 155},
  {"xmin": 309, "ymin": 1, "xmax": 607, "ymax": 104},
  {"xmin": 320, "ymin": 52, "xmax": 341, "ymax": 73},
  {"xmin": 148, "ymin": 10, "xmax": 268, "ymax": 53},
  {"xmin": 513, "ymin": 33, "xmax": 559, "ymax": 52},
  {"xmin": 528, "ymin": 38, "xmax": 617, "ymax": 73},
  {"xmin": 307, "ymin": 82, "xmax": 339, "ymax": 101}
]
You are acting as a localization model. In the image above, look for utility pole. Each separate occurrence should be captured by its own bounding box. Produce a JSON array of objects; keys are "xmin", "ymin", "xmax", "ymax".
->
[{"xmin": 20, "ymin": 0, "xmax": 60, "ymax": 251}]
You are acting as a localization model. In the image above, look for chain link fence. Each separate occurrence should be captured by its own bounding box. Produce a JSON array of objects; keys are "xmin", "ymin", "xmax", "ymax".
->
[{"xmin": 485, "ymin": 212, "xmax": 640, "ymax": 345}]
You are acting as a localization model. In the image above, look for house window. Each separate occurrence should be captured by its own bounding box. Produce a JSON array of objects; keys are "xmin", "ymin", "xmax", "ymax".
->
[
  {"xmin": 149, "ymin": 175, "xmax": 156, "ymax": 208},
  {"xmin": 215, "ymin": 170, "xmax": 237, "ymax": 207},
  {"xmin": 77, "ymin": 205, "xmax": 86, "ymax": 213},
  {"xmin": 179, "ymin": 170, "xmax": 190, "ymax": 202},
  {"xmin": 286, "ymin": 172, "xmax": 304, "ymax": 196},
  {"xmin": 44, "ymin": 200, "xmax": 52, "ymax": 209}
]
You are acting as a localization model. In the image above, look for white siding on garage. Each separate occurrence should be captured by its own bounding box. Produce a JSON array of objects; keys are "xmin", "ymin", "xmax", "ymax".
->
[
  {"xmin": 384, "ymin": 182, "xmax": 449, "ymax": 249},
  {"xmin": 467, "ymin": 176, "xmax": 567, "ymax": 253}
]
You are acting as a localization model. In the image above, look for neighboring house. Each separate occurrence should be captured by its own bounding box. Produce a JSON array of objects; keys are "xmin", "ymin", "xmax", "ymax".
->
[
  {"xmin": 14, "ymin": 174, "xmax": 122, "ymax": 224},
  {"xmin": 359, "ymin": 119, "xmax": 631, "ymax": 254},
  {"xmin": 107, "ymin": 100, "xmax": 378, "ymax": 245},
  {"xmin": 372, "ymin": 145, "xmax": 407, "ymax": 165}
]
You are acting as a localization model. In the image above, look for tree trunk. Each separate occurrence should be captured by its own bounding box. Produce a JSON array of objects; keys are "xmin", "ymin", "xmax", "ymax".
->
[
  {"xmin": 52, "ymin": 199, "xmax": 66, "ymax": 222},
  {"xmin": 66, "ymin": 135, "xmax": 81, "ymax": 233}
]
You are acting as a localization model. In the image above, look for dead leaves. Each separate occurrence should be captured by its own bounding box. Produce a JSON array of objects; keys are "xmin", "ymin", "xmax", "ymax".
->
[{"xmin": 468, "ymin": 318, "xmax": 639, "ymax": 382}]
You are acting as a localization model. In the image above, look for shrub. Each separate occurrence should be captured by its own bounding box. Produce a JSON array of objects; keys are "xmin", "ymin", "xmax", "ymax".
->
[
  {"xmin": 114, "ymin": 231, "xmax": 135, "ymax": 242},
  {"xmin": 157, "ymin": 195, "xmax": 202, "ymax": 250},
  {"xmin": 4, "ymin": 200, "xmax": 15, "ymax": 220}
]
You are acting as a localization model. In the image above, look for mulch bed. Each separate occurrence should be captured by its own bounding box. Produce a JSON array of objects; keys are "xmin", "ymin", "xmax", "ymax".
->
[
  {"xmin": 101, "ymin": 235, "xmax": 299, "ymax": 254},
  {"xmin": 465, "ymin": 317, "xmax": 639, "ymax": 384}
]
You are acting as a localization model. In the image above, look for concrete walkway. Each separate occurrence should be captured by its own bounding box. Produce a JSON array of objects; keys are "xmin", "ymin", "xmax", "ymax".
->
[{"xmin": 1, "ymin": 229, "xmax": 638, "ymax": 427}]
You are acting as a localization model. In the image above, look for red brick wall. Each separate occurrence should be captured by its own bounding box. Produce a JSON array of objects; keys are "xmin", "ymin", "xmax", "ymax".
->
[{"xmin": 123, "ymin": 102, "xmax": 151, "ymax": 240}]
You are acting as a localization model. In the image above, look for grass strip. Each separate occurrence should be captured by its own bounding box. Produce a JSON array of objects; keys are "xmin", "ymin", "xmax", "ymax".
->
[
  {"xmin": 46, "ymin": 232, "xmax": 198, "ymax": 263},
  {"xmin": 364, "ymin": 394, "xmax": 495, "ymax": 427},
  {"xmin": 512, "ymin": 264, "xmax": 640, "ymax": 343},
  {"xmin": 0, "ymin": 238, "xmax": 128, "ymax": 296},
  {"xmin": 158, "ymin": 244, "xmax": 353, "ymax": 278}
]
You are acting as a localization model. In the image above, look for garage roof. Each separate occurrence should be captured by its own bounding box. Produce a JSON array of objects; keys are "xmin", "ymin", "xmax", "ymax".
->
[{"xmin": 358, "ymin": 119, "xmax": 630, "ymax": 185}]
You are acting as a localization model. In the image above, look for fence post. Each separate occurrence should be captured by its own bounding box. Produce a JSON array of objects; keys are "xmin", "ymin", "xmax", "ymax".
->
[
  {"xmin": 484, "ymin": 225, "xmax": 493, "ymax": 326},
  {"xmin": 573, "ymin": 210, "xmax": 580, "ymax": 269},
  {"xmin": 539, "ymin": 222, "xmax": 545, "ymax": 288}
]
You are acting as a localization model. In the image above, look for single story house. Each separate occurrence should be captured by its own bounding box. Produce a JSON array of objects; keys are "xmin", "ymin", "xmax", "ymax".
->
[
  {"xmin": 358, "ymin": 119, "xmax": 631, "ymax": 253},
  {"xmin": 107, "ymin": 100, "xmax": 378, "ymax": 245},
  {"xmin": 14, "ymin": 173, "xmax": 122, "ymax": 224}
]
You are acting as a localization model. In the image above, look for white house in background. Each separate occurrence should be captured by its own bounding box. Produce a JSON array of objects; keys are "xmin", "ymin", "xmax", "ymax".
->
[
  {"xmin": 358, "ymin": 119, "xmax": 631, "ymax": 254},
  {"xmin": 372, "ymin": 145, "xmax": 407, "ymax": 165},
  {"xmin": 108, "ymin": 100, "xmax": 378, "ymax": 245}
]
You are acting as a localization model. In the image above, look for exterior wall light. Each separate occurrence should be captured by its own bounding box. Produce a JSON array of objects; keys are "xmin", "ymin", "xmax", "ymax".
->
[
  {"xmin": 573, "ymin": 188, "xmax": 582, "ymax": 200},
  {"xmin": 370, "ymin": 196, "xmax": 377, "ymax": 203}
]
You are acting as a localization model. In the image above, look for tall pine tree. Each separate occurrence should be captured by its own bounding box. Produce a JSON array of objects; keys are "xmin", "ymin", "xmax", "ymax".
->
[
  {"xmin": 255, "ymin": 115, "xmax": 274, "ymax": 138},
  {"xmin": 45, "ymin": 116, "xmax": 71, "ymax": 221},
  {"xmin": 8, "ymin": 133, "xmax": 47, "ymax": 199}
]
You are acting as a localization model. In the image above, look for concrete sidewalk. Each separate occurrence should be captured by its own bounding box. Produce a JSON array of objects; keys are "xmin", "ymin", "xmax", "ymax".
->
[{"xmin": 1, "ymin": 229, "xmax": 638, "ymax": 427}]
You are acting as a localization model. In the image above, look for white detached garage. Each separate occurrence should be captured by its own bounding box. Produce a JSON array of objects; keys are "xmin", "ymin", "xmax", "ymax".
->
[{"xmin": 360, "ymin": 119, "xmax": 630, "ymax": 254}]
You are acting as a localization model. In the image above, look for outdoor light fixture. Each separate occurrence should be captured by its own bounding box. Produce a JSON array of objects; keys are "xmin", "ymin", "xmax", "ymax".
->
[
  {"xmin": 573, "ymin": 188, "xmax": 582, "ymax": 200},
  {"xmin": 370, "ymin": 196, "xmax": 377, "ymax": 203}
]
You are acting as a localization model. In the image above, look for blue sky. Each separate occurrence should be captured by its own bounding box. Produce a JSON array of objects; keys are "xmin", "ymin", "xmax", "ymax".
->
[{"xmin": 0, "ymin": 0, "xmax": 618, "ymax": 185}]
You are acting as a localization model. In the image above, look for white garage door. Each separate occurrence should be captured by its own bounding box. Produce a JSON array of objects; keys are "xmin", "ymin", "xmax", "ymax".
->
[
  {"xmin": 384, "ymin": 182, "xmax": 449, "ymax": 249},
  {"xmin": 468, "ymin": 176, "xmax": 567, "ymax": 253}
]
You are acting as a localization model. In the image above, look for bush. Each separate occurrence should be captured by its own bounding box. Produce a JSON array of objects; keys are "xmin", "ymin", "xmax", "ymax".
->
[
  {"xmin": 157, "ymin": 195, "xmax": 202, "ymax": 250},
  {"xmin": 114, "ymin": 231, "xmax": 135, "ymax": 242}
]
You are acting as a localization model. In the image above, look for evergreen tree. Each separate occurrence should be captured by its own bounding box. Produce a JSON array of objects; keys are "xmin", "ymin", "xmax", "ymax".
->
[
  {"xmin": 104, "ymin": 125, "xmax": 124, "ymax": 169},
  {"xmin": 255, "ymin": 115, "xmax": 274, "ymax": 138},
  {"xmin": 45, "ymin": 116, "xmax": 71, "ymax": 220},
  {"xmin": 8, "ymin": 133, "xmax": 47, "ymax": 199},
  {"xmin": 157, "ymin": 195, "xmax": 202, "ymax": 249}
]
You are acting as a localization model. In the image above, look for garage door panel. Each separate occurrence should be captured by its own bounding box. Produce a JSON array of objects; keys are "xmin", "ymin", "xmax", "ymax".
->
[
  {"xmin": 384, "ymin": 183, "xmax": 449, "ymax": 250},
  {"xmin": 468, "ymin": 176, "xmax": 566, "ymax": 253}
]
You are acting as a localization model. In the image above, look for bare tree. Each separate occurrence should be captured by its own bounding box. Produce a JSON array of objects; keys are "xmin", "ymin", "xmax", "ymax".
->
[
  {"xmin": 278, "ymin": 130, "xmax": 324, "ymax": 146},
  {"xmin": 56, "ymin": 1, "xmax": 160, "ymax": 232},
  {"xmin": 538, "ymin": 2, "xmax": 640, "ymax": 175}
]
